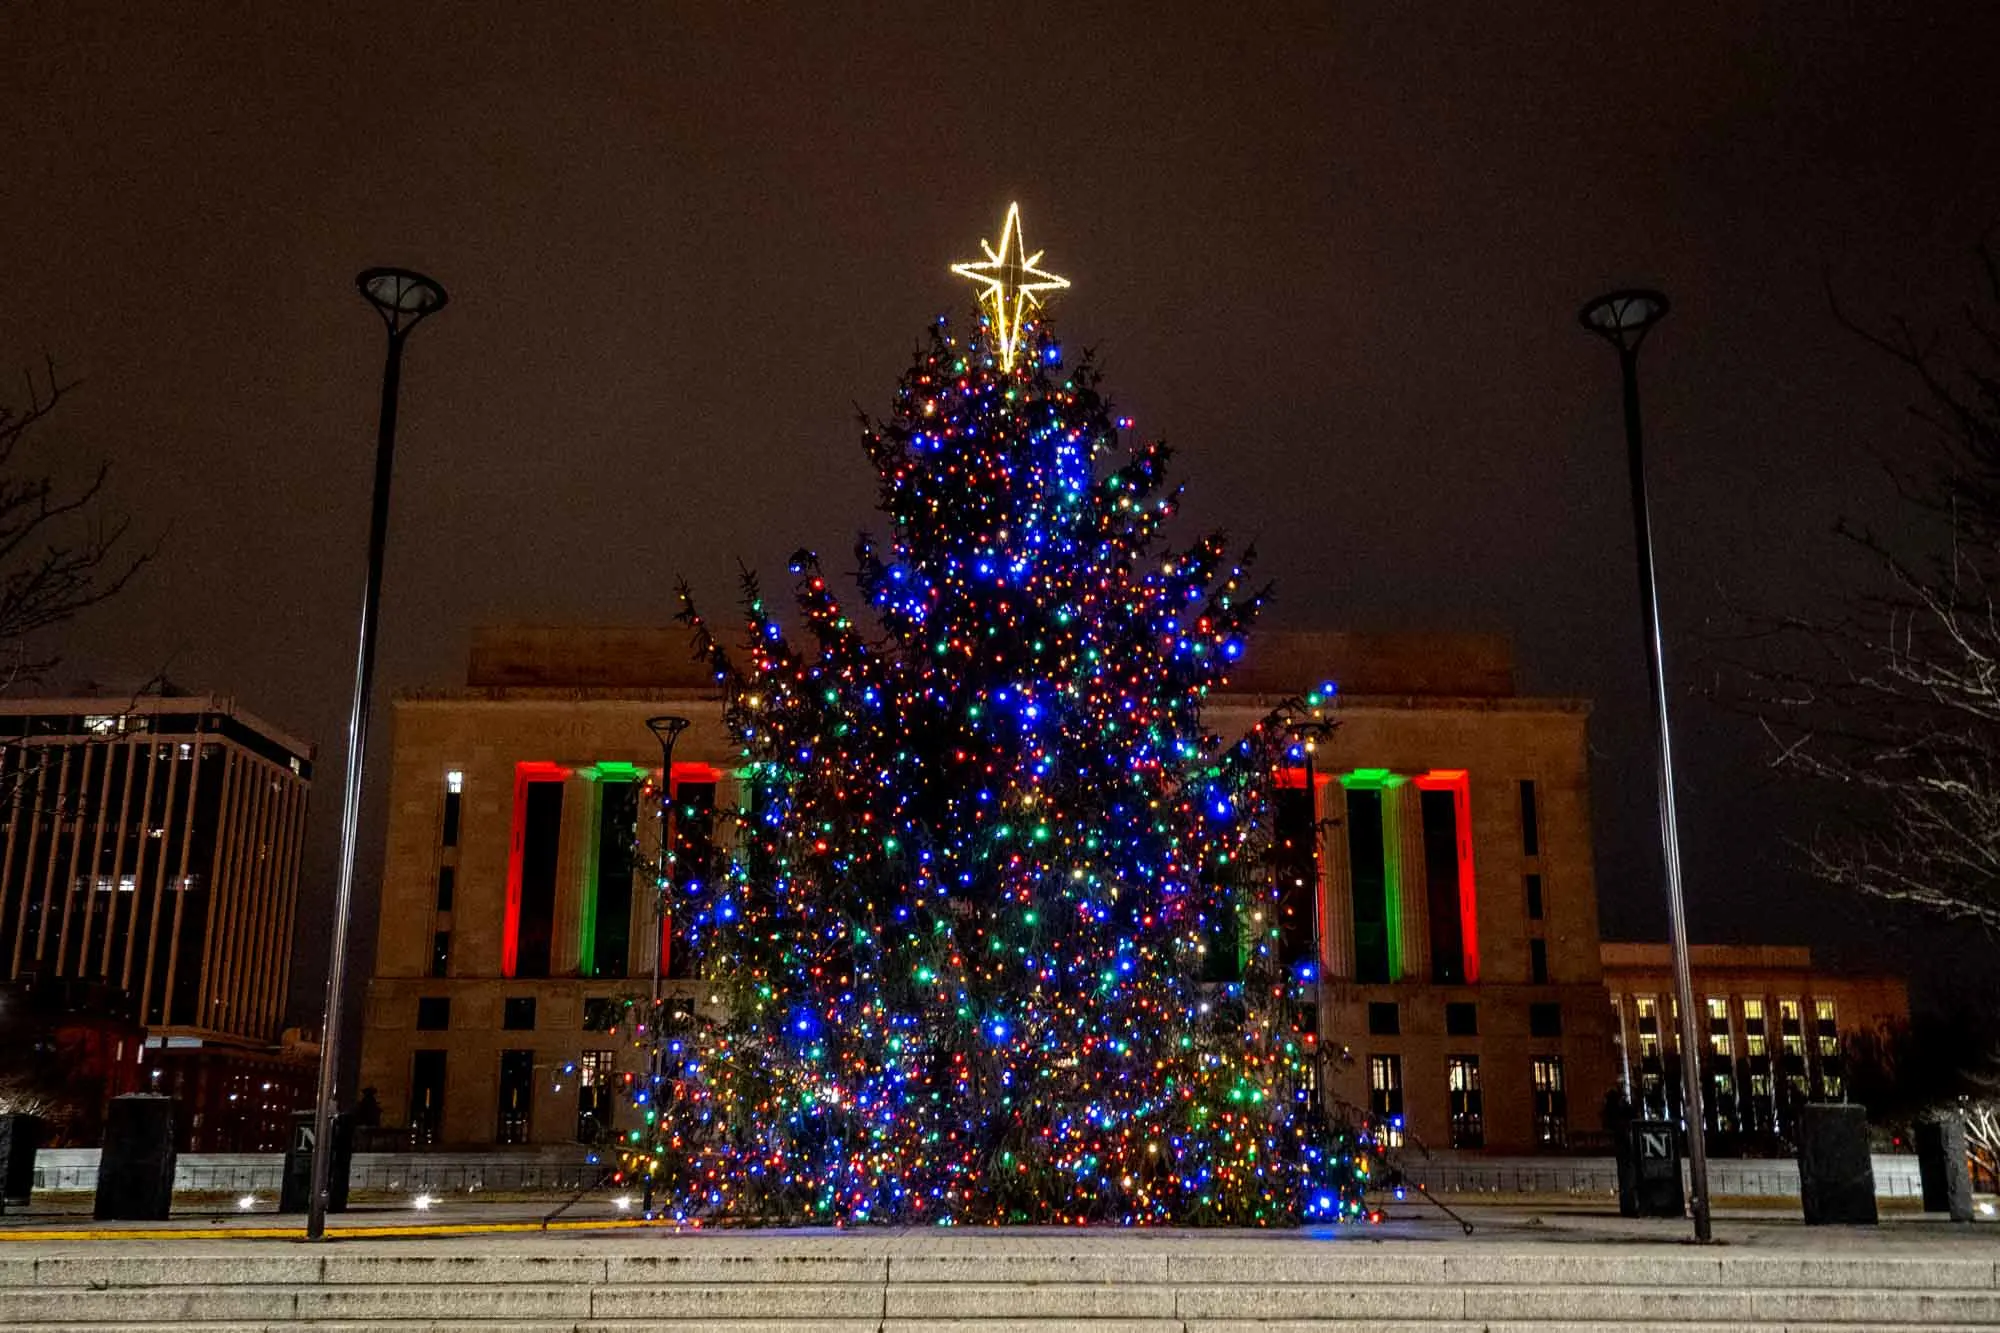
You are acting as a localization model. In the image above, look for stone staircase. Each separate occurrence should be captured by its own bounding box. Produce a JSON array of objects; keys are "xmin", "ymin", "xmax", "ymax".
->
[{"xmin": 1, "ymin": 1237, "xmax": 1996, "ymax": 1330}]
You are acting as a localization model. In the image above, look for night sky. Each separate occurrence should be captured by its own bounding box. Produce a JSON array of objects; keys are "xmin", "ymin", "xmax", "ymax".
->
[{"xmin": 6, "ymin": 3, "xmax": 1999, "ymax": 1020}]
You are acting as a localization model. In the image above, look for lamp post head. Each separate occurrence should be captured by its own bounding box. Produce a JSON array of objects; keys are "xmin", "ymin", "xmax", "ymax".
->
[
  {"xmin": 646, "ymin": 715, "xmax": 692, "ymax": 765},
  {"xmin": 357, "ymin": 268, "xmax": 449, "ymax": 336},
  {"xmin": 1579, "ymin": 288, "xmax": 1668, "ymax": 355}
]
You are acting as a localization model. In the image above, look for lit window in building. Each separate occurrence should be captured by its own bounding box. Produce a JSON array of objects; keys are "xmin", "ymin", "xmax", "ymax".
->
[
  {"xmin": 1368, "ymin": 1054, "xmax": 1404, "ymax": 1147},
  {"xmin": 1448, "ymin": 1056, "xmax": 1484, "ymax": 1149},
  {"xmin": 442, "ymin": 770, "xmax": 463, "ymax": 846},
  {"xmin": 1779, "ymin": 997, "xmax": 1810, "ymax": 1112},
  {"xmin": 1815, "ymin": 998, "xmax": 1843, "ymax": 1098},
  {"xmin": 1743, "ymin": 998, "xmax": 1767, "ymax": 1056},
  {"xmin": 1706, "ymin": 997, "xmax": 1737, "ymax": 1133},
  {"xmin": 1532, "ymin": 1056, "xmax": 1567, "ymax": 1147},
  {"xmin": 1741, "ymin": 997, "xmax": 1772, "ymax": 1130},
  {"xmin": 576, "ymin": 1049, "xmax": 615, "ymax": 1143},
  {"xmin": 1634, "ymin": 995, "xmax": 1665, "ymax": 1116},
  {"xmin": 1635, "ymin": 996, "xmax": 1660, "ymax": 1055}
]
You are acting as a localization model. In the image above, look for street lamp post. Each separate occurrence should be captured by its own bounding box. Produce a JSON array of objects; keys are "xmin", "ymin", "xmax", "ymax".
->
[
  {"xmin": 642, "ymin": 715, "xmax": 690, "ymax": 1217},
  {"xmin": 1288, "ymin": 718, "xmax": 1336, "ymax": 1112},
  {"xmin": 307, "ymin": 268, "xmax": 448, "ymax": 1242},
  {"xmin": 1579, "ymin": 288, "xmax": 1713, "ymax": 1243}
]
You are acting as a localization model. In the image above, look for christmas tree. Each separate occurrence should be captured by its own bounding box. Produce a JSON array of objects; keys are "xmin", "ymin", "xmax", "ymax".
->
[{"xmin": 638, "ymin": 205, "xmax": 1367, "ymax": 1226}]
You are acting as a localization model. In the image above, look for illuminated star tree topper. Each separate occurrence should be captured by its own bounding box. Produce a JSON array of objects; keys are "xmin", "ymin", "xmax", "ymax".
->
[{"xmin": 950, "ymin": 201, "xmax": 1070, "ymax": 369}]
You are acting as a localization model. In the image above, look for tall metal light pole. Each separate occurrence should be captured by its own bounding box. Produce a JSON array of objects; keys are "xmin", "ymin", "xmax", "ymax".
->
[
  {"xmin": 641, "ymin": 714, "xmax": 690, "ymax": 1217},
  {"xmin": 307, "ymin": 268, "xmax": 448, "ymax": 1242},
  {"xmin": 1288, "ymin": 717, "xmax": 1336, "ymax": 1111},
  {"xmin": 1579, "ymin": 288, "xmax": 1712, "ymax": 1243}
]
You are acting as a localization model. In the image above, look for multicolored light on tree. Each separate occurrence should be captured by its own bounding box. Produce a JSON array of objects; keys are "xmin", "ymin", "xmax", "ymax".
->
[{"xmin": 631, "ymin": 211, "xmax": 1368, "ymax": 1225}]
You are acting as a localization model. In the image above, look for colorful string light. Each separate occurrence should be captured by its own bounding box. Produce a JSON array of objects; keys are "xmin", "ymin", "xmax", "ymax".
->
[{"xmin": 631, "ymin": 230, "xmax": 1367, "ymax": 1226}]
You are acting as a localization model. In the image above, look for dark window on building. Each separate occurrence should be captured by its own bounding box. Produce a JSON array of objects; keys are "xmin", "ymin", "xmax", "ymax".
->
[
  {"xmin": 503, "ymin": 997, "xmax": 537, "ymax": 1031},
  {"xmin": 1346, "ymin": 787, "xmax": 1390, "ymax": 984},
  {"xmin": 1530, "ymin": 937, "xmax": 1549, "ymax": 985},
  {"xmin": 514, "ymin": 779, "xmax": 565, "ymax": 978},
  {"xmin": 590, "ymin": 780, "xmax": 639, "ymax": 978},
  {"xmin": 416, "ymin": 997, "xmax": 450, "ymax": 1030},
  {"xmin": 436, "ymin": 865, "xmax": 455, "ymax": 912},
  {"xmin": 442, "ymin": 771, "xmax": 462, "ymax": 847},
  {"xmin": 430, "ymin": 932, "xmax": 450, "ymax": 978},
  {"xmin": 1368, "ymin": 1001, "xmax": 1400, "ymax": 1036},
  {"xmin": 1518, "ymin": 780, "xmax": 1539, "ymax": 856},
  {"xmin": 1272, "ymin": 784, "xmax": 1319, "ymax": 969},
  {"xmin": 1448, "ymin": 1055, "xmax": 1484, "ymax": 1148},
  {"xmin": 583, "ymin": 997, "xmax": 623, "ymax": 1032},
  {"xmin": 1201, "ymin": 893, "xmax": 1243, "ymax": 983},
  {"xmin": 667, "ymin": 779, "xmax": 718, "ymax": 980},
  {"xmin": 1420, "ymin": 788, "xmax": 1465, "ymax": 985},
  {"xmin": 497, "ymin": 1049, "xmax": 533, "ymax": 1144},
  {"xmin": 1525, "ymin": 873, "xmax": 1543, "ymax": 920},
  {"xmin": 1446, "ymin": 1001, "xmax": 1478, "ymax": 1036},
  {"xmin": 1530, "ymin": 1002, "xmax": 1563, "ymax": 1037},
  {"xmin": 410, "ymin": 1050, "xmax": 446, "ymax": 1146}
]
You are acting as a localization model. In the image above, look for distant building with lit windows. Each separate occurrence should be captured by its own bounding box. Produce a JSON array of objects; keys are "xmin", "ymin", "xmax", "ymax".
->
[
  {"xmin": 1602, "ymin": 943, "xmax": 1909, "ymax": 1147},
  {"xmin": 0, "ymin": 695, "xmax": 315, "ymax": 1147},
  {"xmin": 359, "ymin": 626, "xmax": 1619, "ymax": 1154}
]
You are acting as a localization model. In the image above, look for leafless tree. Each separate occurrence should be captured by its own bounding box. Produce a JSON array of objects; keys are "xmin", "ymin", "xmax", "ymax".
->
[
  {"xmin": 0, "ymin": 359, "xmax": 148, "ymax": 686},
  {"xmin": 1736, "ymin": 241, "xmax": 2000, "ymax": 934}
]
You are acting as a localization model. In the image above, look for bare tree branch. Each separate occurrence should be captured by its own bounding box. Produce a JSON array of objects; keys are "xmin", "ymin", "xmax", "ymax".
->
[{"xmin": 1727, "ymin": 248, "xmax": 2000, "ymax": 935}]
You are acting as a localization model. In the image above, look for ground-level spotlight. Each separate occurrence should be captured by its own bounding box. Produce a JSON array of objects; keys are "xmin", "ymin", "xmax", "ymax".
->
[
  {"xmin": 412, "ymin": 1193, "xmax": 436, "ymax": 1211},
  {"xmin": 612, "ymin": 1195, "xmax": 632, "ymax": 1211},
  {"xmin": 236, "ymin": 1194, "xmax": 257, "ymax": 1211}
]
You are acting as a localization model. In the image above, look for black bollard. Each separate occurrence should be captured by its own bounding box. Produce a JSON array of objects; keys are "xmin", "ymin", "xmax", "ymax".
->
[
  {"xmin": 94, "ymin": 1095, "xmax": 177, "ymax": 1221},
  {"xmin": 1797, "ymin": 1103, "xmax": 1877, "ymax": 1225},
  {"xmin": 1915, "ymin": 1116, "xmax": 1974, "ymax": 1222},
  {"xmin": 0, "ymin": 1113, "xmax": 42, "ymax": 1210}
]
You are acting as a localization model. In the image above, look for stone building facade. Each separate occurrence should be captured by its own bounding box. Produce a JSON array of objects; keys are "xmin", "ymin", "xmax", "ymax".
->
[
  {"xmin": 358, "ymin": 626, "xmax": 1619, "ymax": 1153},
  {"xmin": 1602, "ymin": 943, "xmax": 1910, "ymax": 1146}
]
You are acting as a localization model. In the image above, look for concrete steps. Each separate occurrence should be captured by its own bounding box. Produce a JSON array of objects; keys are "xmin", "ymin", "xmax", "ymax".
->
[{"xmin": 1, "ymin": 1243, "xmax": 1995, "ymax": 1329}]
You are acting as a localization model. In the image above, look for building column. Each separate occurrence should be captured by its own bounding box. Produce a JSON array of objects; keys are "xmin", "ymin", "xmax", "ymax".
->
[
  {"xmin": 552, "ymin": 775, "xmax": 594, "ymax": 977},
  {"xmin": 1388, "ymin": 784, "xmax": 1429, "ymax": 984},
  {"xmin": 1320, "ymin": 777, "xmax": 1353, "ymax": 980},
  {"xmin": 628, "ymin": 777, "xmax": 664, "ymax": 978}
]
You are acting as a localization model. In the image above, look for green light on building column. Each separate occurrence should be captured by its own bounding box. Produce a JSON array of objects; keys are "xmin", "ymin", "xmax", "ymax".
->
[{"xmin": 574, "ymin": 763, "xmax": 649, "ymax": 977}]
